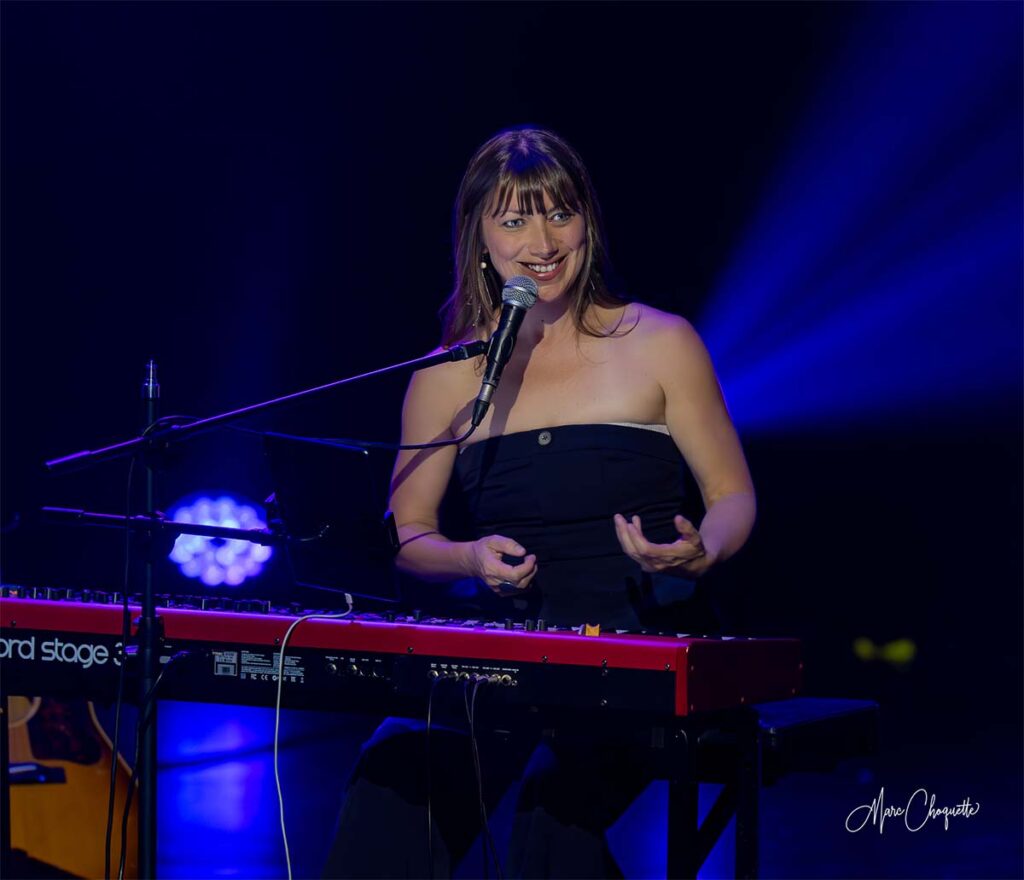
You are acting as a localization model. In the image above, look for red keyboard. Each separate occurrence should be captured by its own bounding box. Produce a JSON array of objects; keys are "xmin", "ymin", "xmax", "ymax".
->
[{"xmin": 0, "ymin": 594, "xmax": 802, "ymax": 718}]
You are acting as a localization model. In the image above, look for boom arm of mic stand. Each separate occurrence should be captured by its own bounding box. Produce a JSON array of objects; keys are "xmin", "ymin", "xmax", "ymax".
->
[
  {"xmin": 44, "ymin": 341, "xmax": 487, "ymax": 473},
  {"xmin": 41, "ymin": 507, "xmax": 283, "ymax": 546}
]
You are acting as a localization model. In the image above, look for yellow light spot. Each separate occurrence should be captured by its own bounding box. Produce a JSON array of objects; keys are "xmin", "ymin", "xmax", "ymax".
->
[{"xmin": 852, "ymin": 636, "xmax": 917, "ymax": 667}]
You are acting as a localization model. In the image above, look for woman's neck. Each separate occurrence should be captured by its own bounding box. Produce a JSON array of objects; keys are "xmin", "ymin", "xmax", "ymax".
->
[{"xmin": 517, "ymin": 296, "xmax": 575, "ymax": 347}]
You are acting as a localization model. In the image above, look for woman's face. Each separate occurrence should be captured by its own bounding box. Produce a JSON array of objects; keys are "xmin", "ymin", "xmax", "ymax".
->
[{"xmin": 479, "ymin": 190, "xmax": 587, "ymax": 301}]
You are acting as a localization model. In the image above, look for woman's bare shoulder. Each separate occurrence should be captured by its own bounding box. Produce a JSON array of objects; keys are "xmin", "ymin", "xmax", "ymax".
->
[
  {"xmin": 407, "ymin": 341, "xmax": 481, "ymax": 400},
  {"xmin": 613, "ymin": 302, "xmax": 702, "ymax": 349}
]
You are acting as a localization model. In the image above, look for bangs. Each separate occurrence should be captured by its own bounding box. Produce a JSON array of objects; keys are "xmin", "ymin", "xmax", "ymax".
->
[{"xmin": 489, "ymin": 154, "xmax": 582, "ymax": 217}]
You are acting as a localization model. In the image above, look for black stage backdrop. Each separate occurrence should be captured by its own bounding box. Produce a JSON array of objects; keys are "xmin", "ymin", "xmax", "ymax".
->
[{"xmin": 2, "ymin": 3, "xmax": 1021, "ymax": 878}]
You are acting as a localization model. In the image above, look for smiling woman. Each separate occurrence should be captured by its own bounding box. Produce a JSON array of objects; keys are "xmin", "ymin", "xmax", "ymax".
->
[
  {"xmin": 323, "ymin": 126, "xmax": 757, "ymax": 878},
  {"xmin": 483, "ymin": 196, "xmax": 584, "ymax": 291},
  {"xmin": 440, "ymin": 127, "xmax": 625, "ymax": 345}
]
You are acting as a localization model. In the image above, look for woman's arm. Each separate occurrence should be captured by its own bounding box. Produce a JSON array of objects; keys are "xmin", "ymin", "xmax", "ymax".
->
[
  {"xmin": 614, "ymin": 312, "xmax": 756, "ymax": 578},
  {"xmin": 389, "ymin": 357, "xmax": 538, "ymax": 590}
]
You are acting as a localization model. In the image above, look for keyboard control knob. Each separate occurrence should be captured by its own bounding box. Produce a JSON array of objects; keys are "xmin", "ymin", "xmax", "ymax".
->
[
  {"xmin": 525, "ymin": 620, "xmax": 535, "ymax": 632},
  {"xmin": 504, "ymin": 618, "xmax": 514, "ymax": 630}
]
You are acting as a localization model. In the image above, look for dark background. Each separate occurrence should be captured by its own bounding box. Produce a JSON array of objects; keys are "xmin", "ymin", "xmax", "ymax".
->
[{"xmin": 2, "ymin": 2, "xmax": 1021, "ymax": 877}]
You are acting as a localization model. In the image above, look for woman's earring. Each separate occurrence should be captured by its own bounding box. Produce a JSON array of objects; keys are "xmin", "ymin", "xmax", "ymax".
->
[{"xmin": 480, "ymin": 256, "xmax": 489, "ymax": 270}]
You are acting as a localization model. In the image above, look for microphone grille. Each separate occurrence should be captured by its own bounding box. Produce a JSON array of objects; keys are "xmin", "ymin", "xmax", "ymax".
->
[{"xmin": 502, "ymin": 276, "xmax": 539, "ymax": 308}]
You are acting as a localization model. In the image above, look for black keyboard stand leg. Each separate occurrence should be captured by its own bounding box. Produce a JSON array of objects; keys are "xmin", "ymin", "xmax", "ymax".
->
[
  {"xmin": 734, "ymin": 708, "xmax": 761, "ymax": 879},
  {"xmin": 667, "ymin": 727, "xmax": 700, "ymax": 879}
]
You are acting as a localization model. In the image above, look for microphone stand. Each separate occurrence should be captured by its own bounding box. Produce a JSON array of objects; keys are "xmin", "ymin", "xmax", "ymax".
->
[
  {"xmin": 45, "ymin": 342, "xmax": 486, "ymax": 473},
  {"xmin": 41, "ymin": 507, "xmax": 280, "ymax": 546},
  {"xmin": 41, "ymin": 341, "xmax": 485, "ymax": 879},
  {"xmin": 140, "ymin": 361, "xmax": 160, "ymax": 880}
]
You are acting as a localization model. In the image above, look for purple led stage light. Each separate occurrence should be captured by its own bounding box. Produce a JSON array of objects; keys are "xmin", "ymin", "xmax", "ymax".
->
[{"xmin": 168, "ymin": 495, "xmax": 273, "ymax": 587}]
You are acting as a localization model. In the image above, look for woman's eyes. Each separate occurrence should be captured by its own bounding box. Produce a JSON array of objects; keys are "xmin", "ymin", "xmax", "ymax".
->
[{"xmin": 499, "ymin": 211, "xmax": 575, "ymax": 229}]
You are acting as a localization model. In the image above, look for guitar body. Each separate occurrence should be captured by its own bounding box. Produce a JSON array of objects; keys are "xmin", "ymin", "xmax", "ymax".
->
[{"xmin": 8, "ymin": 696, "xmax": 138, "ymax": 879}]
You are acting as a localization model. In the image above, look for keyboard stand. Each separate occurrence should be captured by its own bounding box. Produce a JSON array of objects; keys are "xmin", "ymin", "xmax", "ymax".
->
[{"xmin": 664, "ymin": 697, "xmax": 880, "ymax": 879}]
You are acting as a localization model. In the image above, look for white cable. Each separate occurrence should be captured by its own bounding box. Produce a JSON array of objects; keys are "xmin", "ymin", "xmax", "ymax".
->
[{"xmin": 273, "ymin": 594, "xmax": 354, "ymax": 880}]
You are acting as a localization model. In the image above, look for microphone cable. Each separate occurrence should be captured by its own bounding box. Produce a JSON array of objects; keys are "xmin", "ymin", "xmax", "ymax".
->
[
  {"xmin": 116, "ymin": 650, "xmax": 191, "ymax": 880},
  {"xmin": 465, "ymin": 677, "xmax": 501, "ymax": 879},
  {"xmin": 104, "ymin": 454, "xmax": 137, "ymax": 880},
  {"xmin": 426, "ymin": 674, "xmax": 440, "ymax": 879},
  {"xmin": 272, "ymin": 596, "xmax": 354, "ymax": 880},
  {"xmin": 104, "ymin": 414, "xmax": 200, "ymax": 880},
  {"xmin": 250, "ymin": 424, "xmax": 479, "ymax": 453}
]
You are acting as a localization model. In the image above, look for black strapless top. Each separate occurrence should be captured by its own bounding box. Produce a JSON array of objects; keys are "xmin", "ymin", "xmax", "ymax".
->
[{"xmin": 454, "ymin": 423, "xmax": 696, "ymax": 630}]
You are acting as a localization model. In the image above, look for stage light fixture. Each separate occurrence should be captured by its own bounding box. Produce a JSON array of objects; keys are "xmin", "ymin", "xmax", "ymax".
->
[{"xmin": 168, "ymin": 495, "xmax": 273, "ymax": 587}]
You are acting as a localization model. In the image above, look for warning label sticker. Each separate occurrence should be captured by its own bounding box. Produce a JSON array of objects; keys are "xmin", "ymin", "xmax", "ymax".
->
[
  {"xmin": 213, "ymin": 651, "xmax": 238, "ymax": 677},
  {"xmin": 239, "ymin": 649, "xmax": 306, "ymax": 684}
]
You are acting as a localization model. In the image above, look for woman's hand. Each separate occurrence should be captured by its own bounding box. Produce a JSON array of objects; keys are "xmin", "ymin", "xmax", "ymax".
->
[
  {"xmin": 466, "ymin": 535, "xmax": 538, "ymax": 595},
  {"xmin": 613, "ymin": 513, "xmax": 717, "ymax": 579}
]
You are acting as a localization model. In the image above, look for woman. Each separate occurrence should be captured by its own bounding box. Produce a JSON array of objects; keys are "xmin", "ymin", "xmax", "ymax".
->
[
  {"xmin": 325, "ymin": 127, "xmax": 755, "ymax": 877},
  {"xmin": 392, "ymin": 126, "xmax": 754, "ymax": 629}
]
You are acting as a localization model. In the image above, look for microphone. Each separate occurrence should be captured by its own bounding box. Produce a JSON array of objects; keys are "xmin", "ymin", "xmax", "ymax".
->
[{"xmin": 471, "ymin": 276, "xmax": 539, "ymax": 427}]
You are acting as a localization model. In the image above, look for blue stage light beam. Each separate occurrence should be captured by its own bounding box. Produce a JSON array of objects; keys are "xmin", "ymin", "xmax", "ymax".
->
[{"xmin": 698, "ymin": 3, "xmax": 1022, "ymax": 433}]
